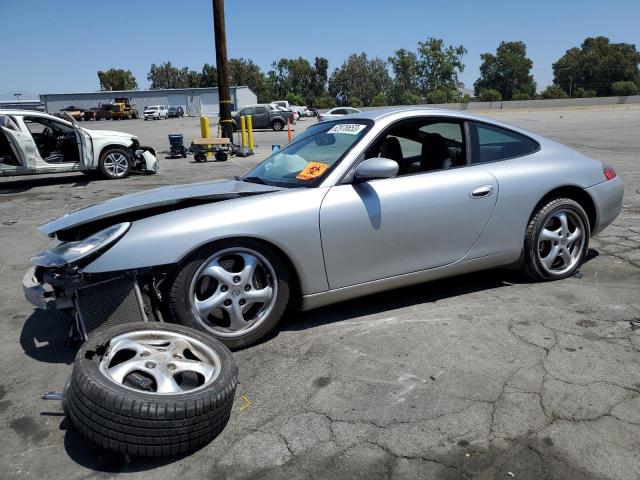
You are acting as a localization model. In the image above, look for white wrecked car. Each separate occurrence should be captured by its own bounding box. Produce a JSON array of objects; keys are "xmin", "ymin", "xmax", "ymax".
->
[{"xmin": 0, "ymin": 110, "xmax": 158, "ymax": 179}]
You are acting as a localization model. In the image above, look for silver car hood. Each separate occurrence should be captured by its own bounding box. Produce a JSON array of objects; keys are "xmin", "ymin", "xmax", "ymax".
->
[{"xmin": 38, "ymin": 179, "xmax": 283, "ymax": 236}]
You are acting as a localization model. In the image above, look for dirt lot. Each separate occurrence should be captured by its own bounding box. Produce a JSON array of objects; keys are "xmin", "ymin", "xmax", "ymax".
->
[{"xmin": 1, "ymin": 106, "xmax": 639, "ymax": 479}]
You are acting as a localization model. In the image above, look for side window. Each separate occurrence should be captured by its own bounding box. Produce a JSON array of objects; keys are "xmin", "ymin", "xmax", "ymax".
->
[
  {"xmin": 333, "ymin": 109, "xmax": 347, "ymax": 115},
  {"xmin": 240, "ymin": 108, "xmax": 254, "ymax": 116},
  {"xmin": 254, "ymin": 106, "xmax": 266, "ymax": 115},
  {"xmin": 472, "ymin": 122, "xmax": 539, "ymax": 163},
  {"xmin": 0, "ymin": 115, "xmax": 19, "ymax": 131},
  {"xmin": 364, "ymin": 118, "xmax": 466, "ymax": 176}
]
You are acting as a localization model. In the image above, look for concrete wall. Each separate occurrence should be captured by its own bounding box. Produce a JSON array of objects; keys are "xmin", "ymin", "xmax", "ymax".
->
[
  {"xmin": 40, "ymin": 87, "xmax": 258, "ymax": 116},
  {"xmin": 354, "ymin": 95, "xmax": 640, "ymax": 113}
]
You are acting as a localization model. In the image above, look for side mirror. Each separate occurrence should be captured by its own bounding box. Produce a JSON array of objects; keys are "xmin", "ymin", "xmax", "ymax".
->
[{"xmin": 354, "ymin": 157, "xmax": 399, "ymax": 181}]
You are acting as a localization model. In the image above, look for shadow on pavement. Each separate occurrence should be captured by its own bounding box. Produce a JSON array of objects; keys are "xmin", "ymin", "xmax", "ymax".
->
[
  {"xmin": 0, "ymin": 174, "xmax": 91, "ymax": 194},
  {"xmin": 20, "ymin": 309, "xmax": 76, "ymax": 364},
  {"xmin": 63, "ymin": 427, "xmax": 189, "ymax": 473}
]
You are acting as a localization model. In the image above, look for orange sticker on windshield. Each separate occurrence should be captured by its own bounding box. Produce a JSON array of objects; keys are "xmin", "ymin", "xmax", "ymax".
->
[{"xmin": 296, "ymin": 161, "xmax": 330, "ymax": 180}]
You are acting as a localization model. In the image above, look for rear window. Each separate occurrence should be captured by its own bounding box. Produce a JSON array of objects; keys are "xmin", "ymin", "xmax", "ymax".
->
[{"xmin": 471, "ymin": 122, "xmax": 539, "ymax": 163}]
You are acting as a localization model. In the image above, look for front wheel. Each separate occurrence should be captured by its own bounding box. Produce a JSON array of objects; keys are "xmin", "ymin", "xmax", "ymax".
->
[
  {"xmin": 523, "ymin": 198, "xmax": 590, "ymax": 281},
  {"xmin": 98, "ymin": 148, "xmax": 131, "ymax": 179},
  {"xmin": 167, "ymin": 240, "xmax": 291, "ymax": 349}
]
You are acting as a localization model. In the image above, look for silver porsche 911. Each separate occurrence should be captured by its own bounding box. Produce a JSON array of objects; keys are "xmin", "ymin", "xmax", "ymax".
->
[{"xmin": 24, "ymin": 108, "xmax": 623, "ymax": 348}]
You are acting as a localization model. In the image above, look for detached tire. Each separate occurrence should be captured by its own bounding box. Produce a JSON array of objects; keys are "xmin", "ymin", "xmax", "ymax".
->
[{"xmin": 66, "ymin": 322, "xmax": 237, "ymax": 457}]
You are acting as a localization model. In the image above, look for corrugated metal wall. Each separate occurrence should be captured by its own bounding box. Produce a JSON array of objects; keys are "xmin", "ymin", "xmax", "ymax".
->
[{"xmin": 40, "ymin": 87, "xmax": 257, "ymax": 117}]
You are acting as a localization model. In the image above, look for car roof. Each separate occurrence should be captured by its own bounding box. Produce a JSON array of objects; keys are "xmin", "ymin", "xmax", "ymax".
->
[{"xmin": 0, "ymin": 109, "xmax": 52, "ymax": 117}]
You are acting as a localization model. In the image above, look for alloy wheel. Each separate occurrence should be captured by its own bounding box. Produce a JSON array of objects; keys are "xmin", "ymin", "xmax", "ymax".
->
[
  {"xmin": 103, "ymin": 152, "xmax": 129, "ymax": 177},
  {"xmin": 189, "ymin": 248, "xmax": 277, "ymax": 339},
  {"xmin": 536, "ymin": 208, "xmax": 586, "ymax": 276},
  {"xmin": 98, "ymin": 330, "xmax": 221, "ymax": 395}
]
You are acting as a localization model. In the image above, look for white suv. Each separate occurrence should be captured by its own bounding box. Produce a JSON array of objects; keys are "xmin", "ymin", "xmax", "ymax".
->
[{"xmin": 144, "ymin": 105, "xmax": 168, "ymax": 120}]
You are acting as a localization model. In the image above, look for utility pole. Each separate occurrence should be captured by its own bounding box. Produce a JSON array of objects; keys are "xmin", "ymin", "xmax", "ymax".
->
[
  {"xmin": 569, "ymin": 76, "xmax": 573, "ymax": 99},
  {"xmin": 212, "ymin": 0, "xmax": 233, "ymax": 141}
]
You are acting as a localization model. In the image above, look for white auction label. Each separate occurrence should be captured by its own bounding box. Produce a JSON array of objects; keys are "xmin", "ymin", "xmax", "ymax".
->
[{"xmin": 327, "ymin": 124, "xmax": 366, "ymax": 135}]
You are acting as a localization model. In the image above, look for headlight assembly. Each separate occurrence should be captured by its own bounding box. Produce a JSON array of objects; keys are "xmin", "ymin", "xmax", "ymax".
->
[{"xmin": 31, "ymin": 222, "xmax": 131, "ymax": 268}]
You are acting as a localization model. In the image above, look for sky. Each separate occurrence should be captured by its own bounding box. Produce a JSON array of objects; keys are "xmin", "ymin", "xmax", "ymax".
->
[{"xmin": 1, "ymin": 0, "xmax": 639, "ymax": 99}]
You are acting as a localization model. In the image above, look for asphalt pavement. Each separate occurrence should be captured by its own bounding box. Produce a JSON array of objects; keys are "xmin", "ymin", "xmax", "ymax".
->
[{"xmin": 1, "ymin": 105, "xmax": 639, "ymax": 479}]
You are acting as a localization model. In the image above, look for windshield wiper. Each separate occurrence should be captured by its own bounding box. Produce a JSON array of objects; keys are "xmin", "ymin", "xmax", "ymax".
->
[{"xmin": 241, "ymin": 176, "xmax": 268, "ymax": 185}]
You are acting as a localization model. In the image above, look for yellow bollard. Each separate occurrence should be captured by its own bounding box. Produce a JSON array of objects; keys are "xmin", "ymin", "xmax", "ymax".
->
[
  {"xmin": 240, "ymin": 115, "xmax": 247, "ymax": 148},
  {"xmin": 200, "ymin": 116, "xmax": 212, "ymax": 158},
  {"xmin": 246, "ymin": 115, "xmax": 254, "ymax": 150}
]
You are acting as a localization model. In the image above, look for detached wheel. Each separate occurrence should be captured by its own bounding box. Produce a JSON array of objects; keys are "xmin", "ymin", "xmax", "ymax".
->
[
  {"xmin": 65, "ymin": 322, "xmax": 237, "ymax": 457},
  {"xmin": 98, "ymin": 148, "xmax": 131, "ymax": 179},
  {"xmin": 168, "ymin": 240, "xmax": 291, "ymax": 349},
  {"xmin": 272, "ymin": 120, "xmax": 284, "ymax": 131},
  {"xmin": 523, "ymin": 198, "xmax": 590, "ymax": 281}
]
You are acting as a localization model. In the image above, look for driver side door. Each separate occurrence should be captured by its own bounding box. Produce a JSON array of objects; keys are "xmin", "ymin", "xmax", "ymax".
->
[{"xmin": 319, "ymin": 118, "xmax": 499, "ymax": 289}]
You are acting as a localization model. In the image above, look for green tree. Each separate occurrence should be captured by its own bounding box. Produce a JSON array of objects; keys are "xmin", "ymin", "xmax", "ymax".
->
[
  {"xmin": 286, "ymin": 92, "xmax": 305, "ymax": 105},
  {"xmin": 479, "ymin": 89, "xmax": 502, "ymax": 102},
  {"xmin": 97, "ymin": 68, "xmax": 138, "ymax": 91},
  {"xmin": 311, "ymin": 57, "xmax": 329, "ymax": 99},
  {"xmin": 426, "ymin": 89, "xmax": 446, "ymax": 104},
  {"xmin": 328, "ymin": 53, "xmax": 391, "ymax": 106},
  {"xmin": 186, "ymin": 70, "xmax": 201, "ymax": 88},
  {"xmin": 200, "ymin": 63, "xmax": 218, "ymax": 87},
  {"xmin": 415, "ymin": 38, "xmax": 467, "ymax": 96},
  {"xmin": 401, "ymin": 90, "xmax": 422, "ymax": 105},
  {"xmin": 268, "ymin": 57, "xmax": 316, "ymax": 104},
  {"xmin": 473, "ymin": 41, "xmax": 536, "ymax": 100},
  {"xmin": 228, "ymin": 58, "xmax": 268, "ymax": 101},
  {"xmin": 552, "ymin": 36, "xmax": 640, "ymax": 96},
  {"xmin": 312, "ymin": 95, "xmax": 336, "ymax": 109},
  {"xmin": 388, "ymin": 49, "xmax": 420, "ymax": 104},
  {"xmin": 147, "ymin": 62, "xmax": 190, "ymax": 89},
  {"xmin": 371, "ymin": 93, "xmax": 388, "ymax": 107},
  {"xmin": 541, "ymin": 85, "xmax": 568, "ymax": 99},
  {"xmin": 611, "ymin": 81, "xmax": 638, "ymax": 96}
]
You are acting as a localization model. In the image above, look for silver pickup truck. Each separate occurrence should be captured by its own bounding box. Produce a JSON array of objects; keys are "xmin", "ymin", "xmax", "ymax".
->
[{"xmin": 231, "ymin": 104, "xmax": 295, "ymax": 131}]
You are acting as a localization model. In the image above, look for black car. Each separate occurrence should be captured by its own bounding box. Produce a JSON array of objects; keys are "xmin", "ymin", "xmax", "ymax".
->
[{"xmin": 168, "ymin": 106, "xmax": 184, "ymax": 118}]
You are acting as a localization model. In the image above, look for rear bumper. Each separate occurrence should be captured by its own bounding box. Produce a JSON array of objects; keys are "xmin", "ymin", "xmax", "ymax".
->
[{"xmin": 586, "ymin": 177, "xmax": 624, "ymax": 235}]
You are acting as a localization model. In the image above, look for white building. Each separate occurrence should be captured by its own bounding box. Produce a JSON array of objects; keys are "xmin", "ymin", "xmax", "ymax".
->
[{"xmin": 40, "ymin": 86, "xmax": 257, "ymax": 117}]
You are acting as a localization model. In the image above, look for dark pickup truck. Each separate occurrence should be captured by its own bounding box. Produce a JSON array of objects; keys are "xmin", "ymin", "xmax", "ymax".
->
[{"xmin": 231, "ymin": 104, "xmax": 295, "ymax": 131}]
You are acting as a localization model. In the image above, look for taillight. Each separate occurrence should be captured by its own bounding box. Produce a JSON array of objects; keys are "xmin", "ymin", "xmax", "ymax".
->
[{"xmin": 603, "ymin": 164, "xmax": 616, "ymax": 180}]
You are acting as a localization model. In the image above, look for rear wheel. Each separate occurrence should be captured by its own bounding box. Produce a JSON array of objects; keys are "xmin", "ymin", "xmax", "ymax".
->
[
  {"xmin": 167, "ymin": 240, "xmax": 291, "ymax": 349},
  {"xmin": 523, "ymin": 198, "xmax": 590, "ymax": 281},
  {"xmin": 272, "ymin": 120, "xmax": 284, "ymax": 131},
  {"xmin": 98, "ymin": 148, "xmax": 131, "ymax": 179}
]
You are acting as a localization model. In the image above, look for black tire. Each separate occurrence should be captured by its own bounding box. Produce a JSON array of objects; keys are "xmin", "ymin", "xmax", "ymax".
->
[
  {"xmin": 523, "ymin": 197, "xmax": 590, "ymax": 281},
  {"xmin": 167, "ymin": 239, "xmax": 292, "ymax": 349},
  {"xmin": 65, "ymin": 322, "xmax": 237, "ymax": 457},
  {"xmin": 98, "ymin": 148, "xmax": 131, "ymax": 179},
  {"xmin": 215, "ymin": 151, "xmax": 228, "ymax": 162},
  {"xmin": 272, "ymin": 120, "xmax": 284, "ymax": 131},
  {"xmin": 194, "ymin": 152, "xmax": 207, "ymax": 163}
]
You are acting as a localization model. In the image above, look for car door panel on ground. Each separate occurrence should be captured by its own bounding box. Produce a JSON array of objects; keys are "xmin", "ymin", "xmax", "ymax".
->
[{"xmin": 320, "ymin": 167, "xmax": 499, "ymax": 289}]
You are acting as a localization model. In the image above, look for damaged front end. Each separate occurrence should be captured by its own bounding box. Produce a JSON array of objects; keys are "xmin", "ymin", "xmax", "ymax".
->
[{"xmin": 23, "ymin": 222, "xmax": 163, "ymax": 342}]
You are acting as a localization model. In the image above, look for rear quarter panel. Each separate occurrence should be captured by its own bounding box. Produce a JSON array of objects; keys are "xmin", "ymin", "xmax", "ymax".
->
[
  {"xmin": 82, "ymin": 187, "xmax": 330, "ymax": 295},
  {"xmin": 466, "ymin": 139, "xmax": 607, "ymax": 260}
]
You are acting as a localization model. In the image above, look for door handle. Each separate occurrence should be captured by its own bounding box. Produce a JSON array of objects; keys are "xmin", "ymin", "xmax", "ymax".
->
[{"xmin": 470, "ymin": 185, "xmax": 494, "ymax": 198}]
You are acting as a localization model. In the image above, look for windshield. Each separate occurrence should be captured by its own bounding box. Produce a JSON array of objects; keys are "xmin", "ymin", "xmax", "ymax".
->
[
  {"xmin": 146, "ymin": 106, "xmax": 158, "ymax": 111},
  {"xmin": 243, "ymin": 120, "xmax": 371, "ymax": 187}
]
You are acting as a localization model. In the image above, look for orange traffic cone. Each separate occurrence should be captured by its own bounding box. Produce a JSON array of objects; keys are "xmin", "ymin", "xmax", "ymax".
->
[{"xmin": 287, "ymin": 117, "xmax": 293, "ymax": 142}]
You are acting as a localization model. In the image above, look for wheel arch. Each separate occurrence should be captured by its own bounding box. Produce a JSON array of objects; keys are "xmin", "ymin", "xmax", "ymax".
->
[
  {"xmin": 531, "ymin": 185, "xmax": 596, "ymax": 232},
  {"xmin": 98, "ymin": 143, "xmax": 133, "ymax": 160},
  {"xmin": 171, "ymin": 235, "xmax": 303, "ymax": 309}
]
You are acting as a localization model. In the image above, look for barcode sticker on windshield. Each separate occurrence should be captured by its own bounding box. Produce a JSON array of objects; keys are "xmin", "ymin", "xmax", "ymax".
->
[{"xmin": 327, "ymin": 124, "xmax": 366, "ymax": 135}]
